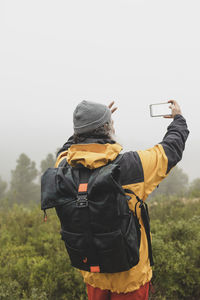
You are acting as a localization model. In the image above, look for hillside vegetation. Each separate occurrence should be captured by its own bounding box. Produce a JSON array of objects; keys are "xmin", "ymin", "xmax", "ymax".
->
[
  {"xmin": 0, "ymin": 197, "xmax": 199, "ymax": 300},
  {"xmin": 0, "ymin": 153, "xmax": 200, "ymax": 299}
]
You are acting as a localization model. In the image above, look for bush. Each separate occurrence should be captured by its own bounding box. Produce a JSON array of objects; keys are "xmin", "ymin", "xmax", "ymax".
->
[
  {"xmin": 149, "ymin": 196, "xmax": 200, "ymax": 300},
  {"xmin": 0, "ymin": 205, "xmax": 87, "ymax": 300},
  {"xmin": 0, "ymin": 197, "xmax": 200, "ymax": 299}
]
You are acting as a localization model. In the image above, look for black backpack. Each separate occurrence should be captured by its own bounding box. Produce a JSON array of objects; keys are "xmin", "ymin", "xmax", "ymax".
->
[{"xmin": 41, "ymin": 156, "xmax": 153, "ymax": 273}]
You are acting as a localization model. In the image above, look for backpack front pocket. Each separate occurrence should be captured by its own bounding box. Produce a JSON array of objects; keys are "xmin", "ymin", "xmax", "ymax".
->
[
  {"xmin": 93, "ymin": 230, "xmax": 130, "ymax": 273},
  {"xmin": 61, "ymin": 230, "xmax": 90, "ymax": 271}
]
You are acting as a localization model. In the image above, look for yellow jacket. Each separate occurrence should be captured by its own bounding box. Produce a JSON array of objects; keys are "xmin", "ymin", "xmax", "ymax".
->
[{"xmin": 55, "ymin": 114, "xmax": 189, "ymax": 293}]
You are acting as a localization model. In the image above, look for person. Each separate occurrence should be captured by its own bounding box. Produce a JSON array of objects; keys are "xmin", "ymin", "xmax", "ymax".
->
[{"xmin": 55, "ymin": 99, "xmax": 189, "ymax": 300}]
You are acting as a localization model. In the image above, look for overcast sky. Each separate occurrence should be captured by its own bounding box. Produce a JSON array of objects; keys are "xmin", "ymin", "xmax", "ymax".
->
[{"xmin": 0, "ymin": 0, "xmax": 199, "ymax": 182}]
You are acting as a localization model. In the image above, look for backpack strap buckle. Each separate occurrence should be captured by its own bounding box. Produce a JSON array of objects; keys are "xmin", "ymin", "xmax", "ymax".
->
[
  {"xmin": 76, "ymin": 195, "xmax": 88, "ymax": 208},
  {"xmin": 76, "ymin": 183, "xmax": 88, "ymax": 208}
]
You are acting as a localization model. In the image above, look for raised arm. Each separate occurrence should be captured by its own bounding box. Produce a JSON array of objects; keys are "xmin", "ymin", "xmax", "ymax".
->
[{"xmin": 138, "ymin": 100, "xmax": 189, "ymax": 199}]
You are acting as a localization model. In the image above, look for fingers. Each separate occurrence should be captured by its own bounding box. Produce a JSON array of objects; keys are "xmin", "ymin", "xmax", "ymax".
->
[
  {"xmin": 111, "ymin": 107, "xmax": 117, "ymax": 114},
  {"xmin": 163, "ymin": 115, "xmax": 173, "ymax": 119},
  {"xmin": 168, "ymin": 99, "xmax": 176, "ymax": 105},
  {"xmin": 108, "ymin": 101, "xmax": 118, "ymax": 114},
  {"xmin": 168, "ymin": 100, "xmax": 176, "ymax": 109},
  {"xmin": 167, "ymin": 99, "xmax": 182, "ymax": 118},
  {"xmin": 168, "ymin": 99, "xmax": 178, "ymax": 109},
  {"xmin": 108, "ymin": 101, "xmax": 115, "ymax": 109}
]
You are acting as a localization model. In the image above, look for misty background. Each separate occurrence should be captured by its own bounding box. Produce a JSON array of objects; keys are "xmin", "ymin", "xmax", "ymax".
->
[
  {"xmin": 1, "ymin": 2, "xmax": 200, "ymax": 299},
  {"xmin": 0, "ymin": 0, "xmax": 199, "ymax": 183}
]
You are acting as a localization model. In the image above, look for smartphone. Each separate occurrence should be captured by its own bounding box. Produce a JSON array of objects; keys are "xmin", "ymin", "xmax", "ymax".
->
[{"xmin": 149, "ymin": 102, "xmax": 172, "ymax": 117}]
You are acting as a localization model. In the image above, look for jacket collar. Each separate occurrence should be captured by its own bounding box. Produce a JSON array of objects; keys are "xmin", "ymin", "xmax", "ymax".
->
[{"xmin": 57, "ymin": 136, "xmax": 122, "ymax": 169}]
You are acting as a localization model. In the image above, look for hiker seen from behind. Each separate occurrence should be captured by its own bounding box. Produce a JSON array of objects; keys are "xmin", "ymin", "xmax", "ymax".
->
[{"xmin": 41, "ymin": 99, "xmax": 189, "ymax": 300}]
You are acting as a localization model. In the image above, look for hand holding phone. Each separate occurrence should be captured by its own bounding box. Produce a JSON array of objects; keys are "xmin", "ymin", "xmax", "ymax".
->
[
  {"xmin": 150, "ymin": 100, "xmax": 182, "ymax": 118},
  {"xmin": 164, "ymin": 100, "xmax": 182, "ymax": 119}
]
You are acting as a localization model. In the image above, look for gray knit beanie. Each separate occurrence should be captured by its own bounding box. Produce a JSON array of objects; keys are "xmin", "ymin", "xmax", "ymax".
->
[{"xmin": 73, "ymin": 100, "xmax": 111, "ymax": 134}]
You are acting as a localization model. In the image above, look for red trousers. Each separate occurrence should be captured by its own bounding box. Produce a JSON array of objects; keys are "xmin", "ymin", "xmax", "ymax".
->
[{"xmin": 86, "ymin": 282, "xmax": 150, "ymax": 300}]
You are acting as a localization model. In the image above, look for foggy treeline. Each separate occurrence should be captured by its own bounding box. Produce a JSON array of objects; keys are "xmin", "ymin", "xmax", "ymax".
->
[
  {"xmin": 0, "ymin": 153, "xmax": 55, "ymax": 206},
  {"xmin": 0, "ymin": 152, "xmax": 200, "ymax": 206},
  {"xmin": 0, "ymin": 153, "xmax": 200, "ymax": 300}
]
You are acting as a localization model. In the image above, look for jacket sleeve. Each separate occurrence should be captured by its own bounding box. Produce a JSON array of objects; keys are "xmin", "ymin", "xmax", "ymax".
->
[{"xmin": 137, "ymin": 114, "xmax": 189, "ymax": 199}]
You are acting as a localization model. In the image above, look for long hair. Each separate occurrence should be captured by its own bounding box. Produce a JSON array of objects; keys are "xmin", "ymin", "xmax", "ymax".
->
[{"xmin": 73, "ymin": 122, "xmax": 113, "ymax": 144}]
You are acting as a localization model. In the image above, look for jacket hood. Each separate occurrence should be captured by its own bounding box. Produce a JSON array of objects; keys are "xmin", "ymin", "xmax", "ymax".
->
[{"xmin": 67, "ymin": 143, "xmax": 123, "ymax": 169}]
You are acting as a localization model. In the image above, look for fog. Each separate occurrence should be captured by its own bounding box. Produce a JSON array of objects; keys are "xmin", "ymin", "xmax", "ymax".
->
[{"xmin": 0, "ymin": 0, "xmax": 199, "ymax": 182}]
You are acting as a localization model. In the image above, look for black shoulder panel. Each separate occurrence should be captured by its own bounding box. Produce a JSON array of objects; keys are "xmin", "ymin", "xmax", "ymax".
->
[
  {"xmin": 160, "ymin": 114, "xmax": 189, "ymax": 174},
  {"xmin": 58, "ymin": 159, "xmax": 68, "ymax": 168},
  {"xmin": 57, "ymin": 136, "xmax": 74, "ymax": 157},
  {"xmin": 118, "ymin": 151, "xmax": 144, "ymax": 185}
]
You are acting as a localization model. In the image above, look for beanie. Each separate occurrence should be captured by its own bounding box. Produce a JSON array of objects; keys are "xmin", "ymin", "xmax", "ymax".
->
[{"xmin": 73, "ymin": 100, "xmax": 111, "ymax": 134}]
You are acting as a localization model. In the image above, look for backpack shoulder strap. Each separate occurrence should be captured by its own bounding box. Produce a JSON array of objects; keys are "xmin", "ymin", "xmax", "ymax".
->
[
  {"xmin": 76, "ymin": 166, "xmax": 100, "ymax": 272},
  {"xmin": 76, "ymin": 167, "xmax": 93, "ymax": 208},
  {"xmin": 124, "ymin": 188, "xmax": 154, "ymax": 266},
  {"xmin": 111, "ymin": 154, "xmax": 123, "ymax": 165}
]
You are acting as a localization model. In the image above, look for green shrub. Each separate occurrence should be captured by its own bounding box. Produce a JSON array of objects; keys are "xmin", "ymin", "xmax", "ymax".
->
[
  {"xmin": 149, "ymin": 197, "xmax": 200, "ymax": 300},
  {"xmin": 0, "ymin": 205, "xmax": 87, "ymax": 300},
  {"xmin": 0, "ymin": 198, "xmax": 200, "ymax": 299}
]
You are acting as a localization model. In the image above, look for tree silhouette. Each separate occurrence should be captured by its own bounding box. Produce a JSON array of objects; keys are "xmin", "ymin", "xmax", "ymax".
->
[
  {"xmin": 40, "ymin": 153, "xmax": 55, "ymax": 174},
  {"xmin": 0, "ymin": 176, "xmax": 7, "ymax": 199},
  {"xmin": 10, "ymin": 153, "xmax": 39, "ymax": 205},
  {"xmin": 152, "ymin": 166, "xmax": 189, "ymax": 197},
  {"xmin": 189, "ymin": 178, "xmax": 200, "ymax": 198}
]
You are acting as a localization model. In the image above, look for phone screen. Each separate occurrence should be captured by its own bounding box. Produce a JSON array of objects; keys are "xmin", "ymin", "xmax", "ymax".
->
[{"xmin": 150, "ymin": 102, "xmax": 172, "ymax": 117}]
